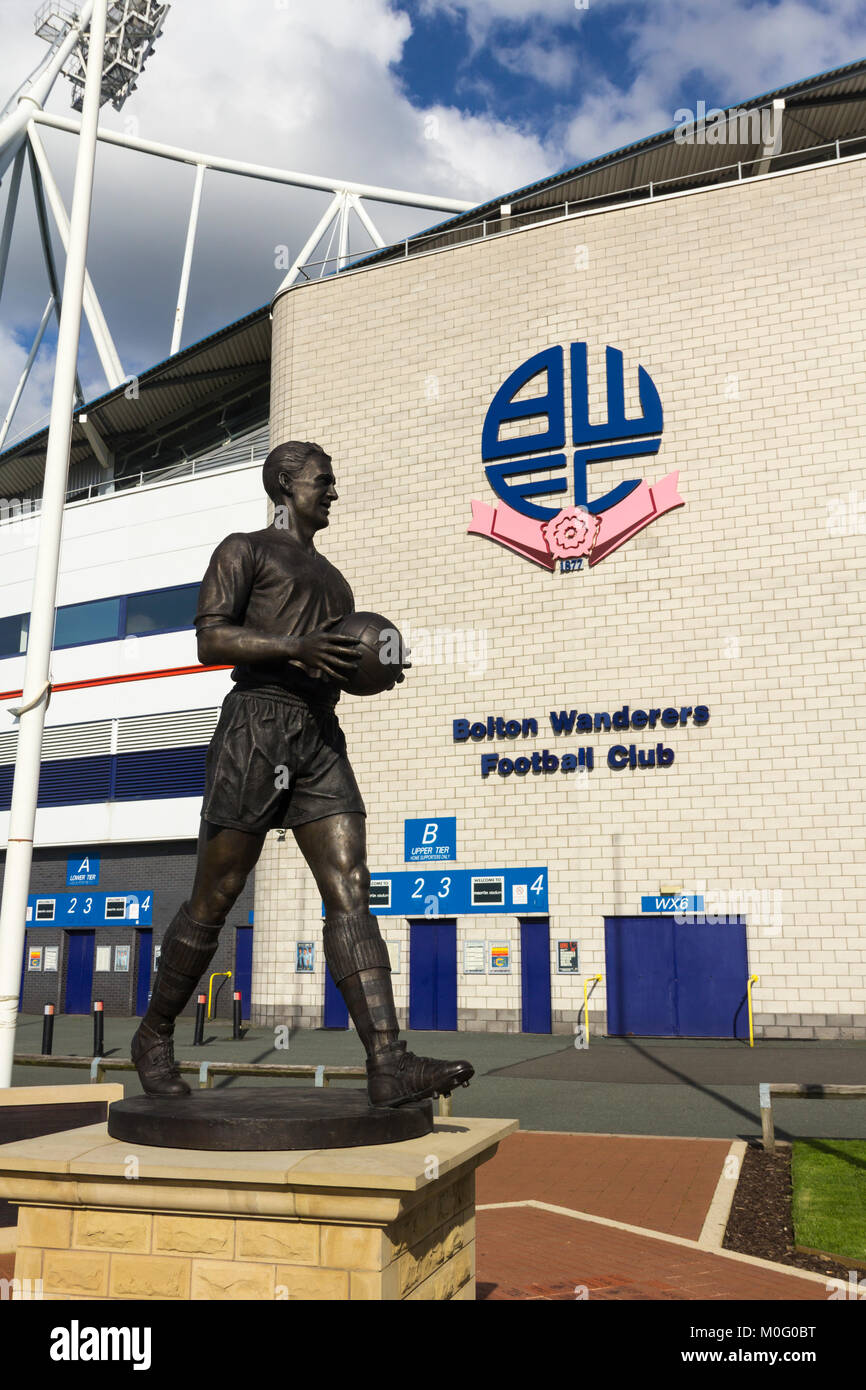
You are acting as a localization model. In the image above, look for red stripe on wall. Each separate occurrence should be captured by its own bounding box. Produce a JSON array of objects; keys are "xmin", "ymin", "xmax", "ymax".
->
[{"xmin": 0, "ymin": 663, "xmax": 232, "ymax": 701}]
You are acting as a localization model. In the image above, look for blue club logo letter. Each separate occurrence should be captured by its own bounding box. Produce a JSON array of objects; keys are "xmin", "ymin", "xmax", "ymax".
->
[{"xmin": 482, "ymin": 342, "xmax": 664, "ymax": 521}]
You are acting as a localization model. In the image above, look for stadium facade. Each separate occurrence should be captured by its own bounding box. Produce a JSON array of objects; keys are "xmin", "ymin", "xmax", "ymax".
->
[{"xmin": 1, "ymin": 62, "xmax": 864, "ymax": 1038}]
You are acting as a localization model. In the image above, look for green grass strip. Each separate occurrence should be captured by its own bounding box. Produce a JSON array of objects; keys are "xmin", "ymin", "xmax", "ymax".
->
[{"xmin": 792, "ymin": 1139, "xmax": 866, "ymax": 1263}]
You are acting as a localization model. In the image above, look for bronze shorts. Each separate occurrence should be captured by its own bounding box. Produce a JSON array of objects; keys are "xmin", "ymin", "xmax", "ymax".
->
[{"xmin": 200, "ymin": 686, "xmax": 366, "ymax": 834}]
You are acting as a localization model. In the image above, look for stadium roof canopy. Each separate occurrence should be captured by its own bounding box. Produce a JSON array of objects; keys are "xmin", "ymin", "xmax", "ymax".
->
[
  {"xmin": 0, "ymin": 303, "xmax": 270, "ymax": 499},
  {"xmin": 339, "ymin": 56, "xmax": 866, "ymax": 272}
]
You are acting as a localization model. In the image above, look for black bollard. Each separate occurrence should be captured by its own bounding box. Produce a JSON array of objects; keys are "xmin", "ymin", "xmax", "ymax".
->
[
  {"xmin": 92, "ymin": 1001, "xmax": 104, "ymax": 1058},
  {"xmin": 232, "ymin": 990, "xmax": 242, "ymax": 1040},
  {"xmin": 41, "ymin": 1004, "xmax": 55, "ymax": 1056},
  {"xmin": 193, "ymin": 993, "xmax": 206, "ymax": 1046}
]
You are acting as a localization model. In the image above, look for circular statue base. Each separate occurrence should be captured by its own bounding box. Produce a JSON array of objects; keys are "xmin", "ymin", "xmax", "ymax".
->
[{"xmin": 107, "ymin": 1086, "xmax": 434, "ymax": 1152}]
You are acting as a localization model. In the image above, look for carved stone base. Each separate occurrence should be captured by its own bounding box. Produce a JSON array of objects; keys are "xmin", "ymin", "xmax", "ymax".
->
[{"xmin": 0, "ymin": 1111, "xmax": 517, "ymax": 1300}]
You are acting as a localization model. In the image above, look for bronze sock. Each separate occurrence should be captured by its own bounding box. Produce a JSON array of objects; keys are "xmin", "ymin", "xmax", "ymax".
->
[{"xmin": 142, "ymin": 903, "xmax": 221, "ymax": 1035}]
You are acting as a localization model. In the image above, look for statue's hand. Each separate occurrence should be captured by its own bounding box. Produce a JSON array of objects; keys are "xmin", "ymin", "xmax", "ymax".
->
[
  {"xmin": 387, "ymin": 646, "xmax": 411, "ymax": 690},
  {"xmin": 290, "ymin": 616, "xmax": 362, "ymax": 683}
]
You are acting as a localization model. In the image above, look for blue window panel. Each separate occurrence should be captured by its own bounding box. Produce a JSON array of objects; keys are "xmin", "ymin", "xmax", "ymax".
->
[
  {"xmin": 53, "ymin": 597, "xmax": 122, "ymax": 649},
  {"xmin": 0, "ymin": 614, "xmax": 24, "ymax": 659},
  {"xmin": 124, "ymin": 583, "xmax": 200, "ymax": 637},
  {"xmin": 112, "ymin": 746, "xmax": 207, "ymax": 801},
  {"xmin": 37, "ymin": 755, "xmax": 113, "ymax": 807}
]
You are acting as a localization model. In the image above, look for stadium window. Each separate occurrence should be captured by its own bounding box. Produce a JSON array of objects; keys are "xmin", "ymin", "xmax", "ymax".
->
[
  {"xmin": 53, "ymin": 597, "xmax": 122, "ymax": 649},
  {"xmin": 0, "ymin": 614, "xmax": 24, "ymax": 659},
  {"xmin": 124, "ymin": 583, "xmax": 200, "ymax": 636},
  {"xmin": 35, "ymin": 899, "xmax": 55, "ymax": 921}
]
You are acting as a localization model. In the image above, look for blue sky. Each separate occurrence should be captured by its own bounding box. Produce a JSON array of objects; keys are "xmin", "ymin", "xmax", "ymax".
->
[{"xmin": 0, "ymin": 0, "xmax": 864, "ymax": 442}]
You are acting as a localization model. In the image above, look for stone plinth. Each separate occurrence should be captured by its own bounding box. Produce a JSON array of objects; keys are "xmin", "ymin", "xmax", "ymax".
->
[{"xmin": 0, "ymin": 1114, "xmax": 517, "ymax": 1300}]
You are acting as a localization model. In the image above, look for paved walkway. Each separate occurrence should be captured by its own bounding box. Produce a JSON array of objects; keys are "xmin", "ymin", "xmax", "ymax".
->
[
  {"xmin": 12, "ymin": 1015, "xmax": 866, "ymax": 1139},
  {"xmin": 476, "ymin": 1131, "xmax": 729, "ymax": 1238},
  {"xmin": 475, "ymin": 1133, "xmax": 830, "ymax": 1301}
]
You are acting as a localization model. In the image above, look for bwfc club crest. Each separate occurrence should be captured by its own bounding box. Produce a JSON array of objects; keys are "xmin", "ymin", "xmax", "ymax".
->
[{"xmin": 468, "ymin": 342, "xmax": 684, "ymax": 571}]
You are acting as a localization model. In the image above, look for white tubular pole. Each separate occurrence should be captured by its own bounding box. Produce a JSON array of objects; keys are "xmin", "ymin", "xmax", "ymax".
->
[
  {"xmin": 0, "ymin": 1, "xmax": 96, "ymax": 182},
  {"xmin": 27, "ymin": 122, "xmax": 124, "ymax": 391},
  {"xmin": 170, "ymin": 161, "xmax": 205, "ymax": 355},
  {"xmin": 33, "ymin": 110, "xmax": 476, "ymax": 213},
  {"xmin": 0, "ymin": 0, "xmax": 109, "ymax": 1087},
  {"xmin": 275, "ymin": 190, "xmax": 343, "ymax": 291},
  {"xmin": 0, "ymin": 146, "xmax": 25, "ymax": 309},
  {"xmin": 0, "ymin": 295, "xmax": 55, "ymax": 451},
  {"xmin": 337, "ymin": 191, "xmax": 350, "ymax": 271},
  {"xmin": 349, "ymin": 194, "xmax": 386, "ymax": 249}
]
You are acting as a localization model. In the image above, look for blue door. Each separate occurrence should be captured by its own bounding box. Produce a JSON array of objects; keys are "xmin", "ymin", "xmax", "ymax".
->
[
  {"xmin": 520, "ymin": 919, "xmax": 551, "ymax": 1032},
  {"xmin": 135, "ymin": 929, "xmax": 152, "ymax": 1015},
  {"xmin": 605, "ymin": 916, "xmax": 748, "ymax": 1038},
  {"xmin": 65, "ymin": 931, "xmax": 95, "ymax": 1014},
  {"xmin": 409, "ymin": 920, "xmax": 457, "ymax": 1031},
  {"xmin": 234, "ymin": 926, "xmax": 253, "ymax": 1020},
  {"xmin": 323, "ymin": 966, "xmax": 349, "ymax": 1028}
]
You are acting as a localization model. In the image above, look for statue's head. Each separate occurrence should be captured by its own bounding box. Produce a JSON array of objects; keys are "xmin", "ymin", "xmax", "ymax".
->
[
  {"xmin": 262, "ymin": 440, "xmax": 331, "ymax": 502},
  {"xmin": 263, "ymin": 441, "xmax": 336, "ymax": 533}
]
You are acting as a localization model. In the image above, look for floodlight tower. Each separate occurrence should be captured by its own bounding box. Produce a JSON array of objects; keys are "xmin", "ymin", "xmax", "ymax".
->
[{"xmin": 0, "ymin": 1, "xmax": 169, "ymax": 1086}]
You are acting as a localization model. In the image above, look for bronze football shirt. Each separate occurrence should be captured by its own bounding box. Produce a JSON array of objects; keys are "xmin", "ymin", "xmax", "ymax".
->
[{"xmin": 195, "ymin": 526, "xmax": 355, "ymax": 701}]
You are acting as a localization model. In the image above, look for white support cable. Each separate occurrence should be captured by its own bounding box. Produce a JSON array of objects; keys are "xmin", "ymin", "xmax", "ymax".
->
[
  {"xmin": 0, "ymin": 146, "xmax": 25, "ymax": 310},
  {"xmin": 275, "ymin": 190, "xmax": 343, "ymax": 292},
  {"xmin": 349, "ymin": 194, "xmax": 386, "ymax": 249},
  {"xmin": 27, "ymin": 120, "xmax": 125, "ymax": 390},
  {"xmin": 170, "ymin": 160, "xmax": 205, "ymax": 355},
  {"xmin": 319, "ymin": 201, "xmax": 341, "ymax": 280},
  {"xmin": 0, "ymin": 295, "xmax": 55, "ymax": 452},
  {"xmin": 0, "ymin": 0, "xmax": 109, "ymax": 1087},
  {"xmin": 31, "ymin": 109, "xmax": 476, "ymax": 213}
]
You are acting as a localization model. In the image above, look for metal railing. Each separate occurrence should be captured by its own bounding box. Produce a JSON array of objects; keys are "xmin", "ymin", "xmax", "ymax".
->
[
  {"xmin": 0, "ymin": 431, "xmax": 268, "ymax": 521},
  {"xmin": 12, "ymin": 1052, "xmax": 455, "ymax": 1116},
  {"xmin": 297, "ymin": 134, "xmax": 865, "ymax": 282}
]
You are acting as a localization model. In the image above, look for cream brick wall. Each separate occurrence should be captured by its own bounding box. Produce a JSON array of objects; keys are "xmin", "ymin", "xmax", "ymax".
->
[{"xmin": 254, "ymin": 155, "xmax": 866, "ymax": 1039}]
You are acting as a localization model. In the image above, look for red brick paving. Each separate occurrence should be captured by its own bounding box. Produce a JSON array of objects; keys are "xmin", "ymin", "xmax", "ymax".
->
[
  {"xmin": 475, "ymin": 1132, "xmax": 827, "ymax": 1302},
  {"xmin": 477, "ymin": 1132, "xmax": 731, "ymax": 1239},
  {"xmin": 476, "ymin": 1207, "xmax": 827, "ymax": 1302}
]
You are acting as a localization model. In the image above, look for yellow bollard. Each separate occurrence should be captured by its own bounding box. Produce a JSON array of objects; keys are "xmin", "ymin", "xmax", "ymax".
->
[
  {"xmin": 582, "ymin": 974, "xmax": 603, "ymax": 1046},
  {"xmin": 747, "ymin": 974, "xmax": 759, "ymax": 1047},
  {"xmin": 207, "ymin": 971, "xmax": 232, "ymax": 1020}
]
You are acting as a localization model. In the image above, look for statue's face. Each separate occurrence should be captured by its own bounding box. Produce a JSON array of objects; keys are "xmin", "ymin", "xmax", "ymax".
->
[{"xmin": 282, "ymin": 454, "xmax": 338, "ymax": 530}]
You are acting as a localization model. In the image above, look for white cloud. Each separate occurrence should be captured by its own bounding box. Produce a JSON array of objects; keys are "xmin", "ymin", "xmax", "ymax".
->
[{"xmin": 495, "ymin": 39, "xmax": 578, "ymax": 90}]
